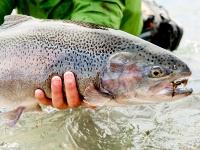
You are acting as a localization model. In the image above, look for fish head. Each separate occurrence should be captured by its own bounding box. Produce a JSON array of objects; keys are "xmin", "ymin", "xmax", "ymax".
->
[{"xmin": 100, "ymin": 44, "xmax": 193, "ymax": 104}]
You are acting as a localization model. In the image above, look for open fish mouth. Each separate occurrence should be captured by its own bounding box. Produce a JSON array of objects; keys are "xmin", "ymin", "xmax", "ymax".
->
[{"xmin": 160, "ymin": 77, "xmax": 193, "ymax": 97}]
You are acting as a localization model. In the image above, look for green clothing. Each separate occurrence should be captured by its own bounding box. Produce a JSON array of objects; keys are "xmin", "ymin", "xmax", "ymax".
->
[{"xmin": 0, "ymin": 0, "xmax": 143, "ymax": 36}]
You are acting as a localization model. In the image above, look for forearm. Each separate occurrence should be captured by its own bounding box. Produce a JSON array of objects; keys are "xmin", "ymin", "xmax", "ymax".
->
[
  {"xmin": 0, "ymin": 0, "xmax": 16, "ymax": 25},
  {"xmin": 70, "ymin": 0, "xmax": 125, "ymax": 29}
]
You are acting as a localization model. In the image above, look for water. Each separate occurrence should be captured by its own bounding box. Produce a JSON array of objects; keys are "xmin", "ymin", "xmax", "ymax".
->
[{"xmin": 0, "ymin": 0, "xmax": 200, "ymax": 149}]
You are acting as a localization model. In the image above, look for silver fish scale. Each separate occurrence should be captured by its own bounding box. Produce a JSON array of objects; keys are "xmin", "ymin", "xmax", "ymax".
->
[{"xmin": 0, "ymin": 15, "xmax": 135, "ymax": 107}]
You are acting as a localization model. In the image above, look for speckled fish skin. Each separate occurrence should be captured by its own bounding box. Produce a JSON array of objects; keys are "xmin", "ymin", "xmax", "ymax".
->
[{"xmin": 0, "ymin": 15, "xmax": 192, "ymax": 110}]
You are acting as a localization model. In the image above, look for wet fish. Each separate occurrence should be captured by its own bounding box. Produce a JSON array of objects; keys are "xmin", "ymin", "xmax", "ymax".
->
[{"xmin": 0, "ymin": 15, "xmax": 192, "ymax": 127}]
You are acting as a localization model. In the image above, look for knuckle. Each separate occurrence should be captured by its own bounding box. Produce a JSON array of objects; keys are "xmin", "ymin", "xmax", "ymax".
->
[
  {"xmin": 52, "ymin": 89, "xmax": 61, "ymax": 95},
  {"xmin": 65, "ymin": 80, "xmax": 76, "ymax": 89}
]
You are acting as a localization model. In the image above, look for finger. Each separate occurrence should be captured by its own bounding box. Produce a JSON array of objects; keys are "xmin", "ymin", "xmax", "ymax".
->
[
  {"xmin": 35, "ymin": 89, "xmax": 53, "ymax": 106},
  {"xmin": 51, "ymin": 76, "xmax": 68, "ymax": 109},
  {"xmin": 64, "ymin": 72, "xmax": 81, "ymax": 108}
]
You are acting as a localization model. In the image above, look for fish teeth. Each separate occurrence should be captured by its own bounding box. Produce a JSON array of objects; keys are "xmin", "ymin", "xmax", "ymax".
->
[
  {"xmin": 182, "ymin": 78, "xmax": 188, "ymax": 87},
  {"xmin": 174, "ymin": 78, "xmax": 188, "ymax": 86},
  {"xmin": 171, "ymin": 78, "xmax": 188, "ymax": 97}
]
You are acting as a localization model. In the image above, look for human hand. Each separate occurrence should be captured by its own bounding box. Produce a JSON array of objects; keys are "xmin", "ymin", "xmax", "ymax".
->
[{"xmin": 35, "ymin": 71, "xmax": 95, "ymax": 109}]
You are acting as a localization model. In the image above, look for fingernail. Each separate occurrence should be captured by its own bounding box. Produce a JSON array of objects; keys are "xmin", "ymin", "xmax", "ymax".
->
[
  {"xmin": 52, "ymin": 76, "xmax": 61, "ymax": 86},
  {"xmin": 64, "ymin": 72, "xmax": 74, "ymax": 83},
  {"xmin": 35, "ymin": 89, "xmax": 43, "ymax": 99}
]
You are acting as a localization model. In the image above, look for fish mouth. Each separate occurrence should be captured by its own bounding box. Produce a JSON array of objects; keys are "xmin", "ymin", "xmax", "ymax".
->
[{"xmin": 158, "ymin": 77, "xmax": 193, "ymax": 97}]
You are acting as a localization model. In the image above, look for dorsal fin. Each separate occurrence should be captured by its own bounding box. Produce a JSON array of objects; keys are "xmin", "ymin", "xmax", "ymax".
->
[
  {"xmin": 1, "ymin": 15, "xmax": 33, "ymax": 29},
  {"xmin": 62, "ymin": 20, "xmax": 108, "ymax": 30},
  {"xmin": 4, "ymin": 14, "xmax": 33, "ymax": 22}
]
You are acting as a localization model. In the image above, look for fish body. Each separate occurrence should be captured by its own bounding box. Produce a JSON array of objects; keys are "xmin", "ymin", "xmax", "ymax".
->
[{"xmin": 0, "ymin": 15, "xmax": 192, "ymax": 127}]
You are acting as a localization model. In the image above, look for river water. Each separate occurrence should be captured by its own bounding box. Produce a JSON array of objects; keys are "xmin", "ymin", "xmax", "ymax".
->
[{"xmin": 0, "ymin": 0, "xmax": 200, "ymax": 149}]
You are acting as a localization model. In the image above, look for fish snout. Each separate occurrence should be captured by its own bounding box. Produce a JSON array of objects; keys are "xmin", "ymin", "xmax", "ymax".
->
[{"xmin": 181, "ymin": 65, "xmax": 192, "ymax": 76}]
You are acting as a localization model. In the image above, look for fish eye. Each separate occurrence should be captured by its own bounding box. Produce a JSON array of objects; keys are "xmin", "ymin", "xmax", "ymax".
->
[{"xmin": 150, "ymin": 66, "xmax": 163, "ymax": 78}]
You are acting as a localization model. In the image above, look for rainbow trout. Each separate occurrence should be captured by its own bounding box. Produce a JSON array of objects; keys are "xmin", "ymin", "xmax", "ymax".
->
[{"xmin": 0, "ymin": 15, "xmax": 192, "ymax": 127}]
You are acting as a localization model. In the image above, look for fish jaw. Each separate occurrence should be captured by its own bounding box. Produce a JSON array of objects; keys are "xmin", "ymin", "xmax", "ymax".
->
[
  {"xmin": 153, "ymin": 86, "xmax": 193, "ymax": 101},
  {"xmin": 137, "ymin": 76, "xmax": 193, "ymax": 103}
]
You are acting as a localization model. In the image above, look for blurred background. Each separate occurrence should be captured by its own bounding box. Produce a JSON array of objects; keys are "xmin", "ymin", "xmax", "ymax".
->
[{"xmin": 0, "ymin": 0, "xmax": 200, "ymax": 149}]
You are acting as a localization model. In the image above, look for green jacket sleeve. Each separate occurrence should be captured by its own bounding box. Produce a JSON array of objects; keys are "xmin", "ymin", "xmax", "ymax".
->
[
  {"xmin": 70, "ymin": 0, "xmax": 125, "ymax": 30},
  {"xmin": 70, "ymin": 0, "xmax": 143, "ymax": 36},
  {"xmin": 0, "ymin": 0, "xmax": 16, "ymax": 25}
]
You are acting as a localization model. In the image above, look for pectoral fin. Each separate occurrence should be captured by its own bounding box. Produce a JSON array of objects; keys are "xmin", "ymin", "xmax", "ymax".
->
[
  {"xmin": 83, "ymin": 83, "xmax": 112, "ymax": 106},
  {"xmin": 0, "ymin": 107, "xmax": 25, "ymax": 129}
]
